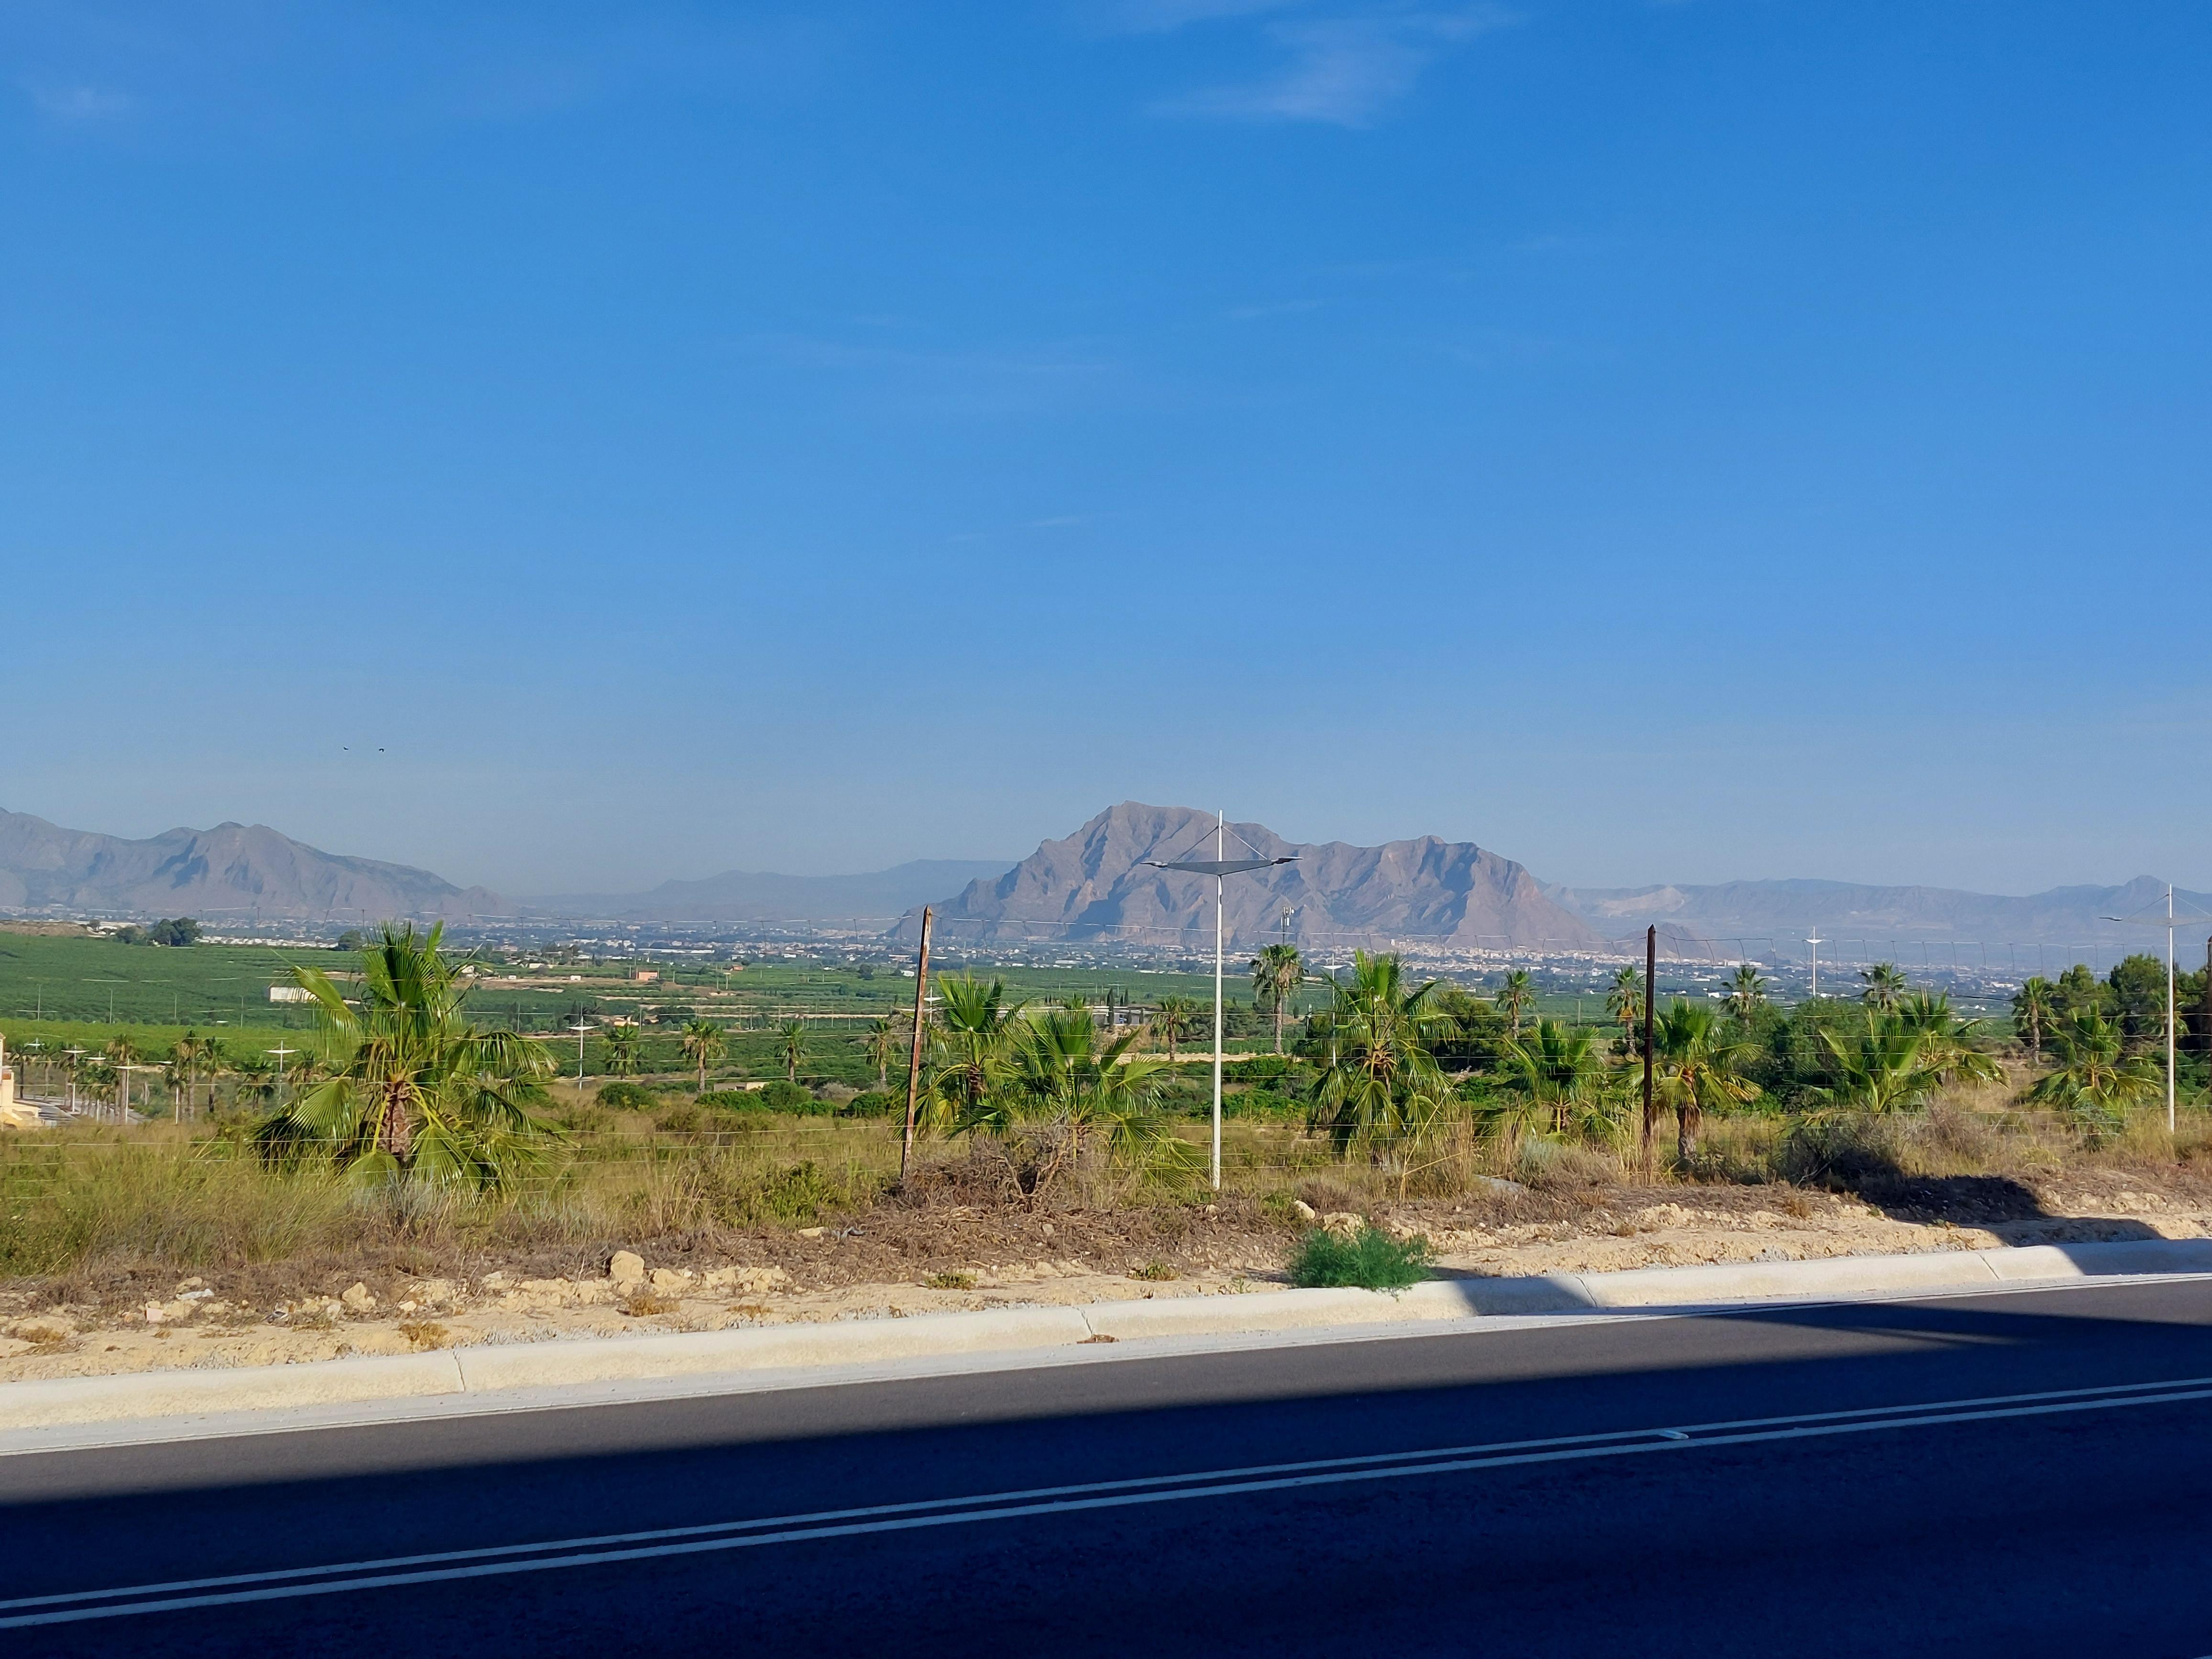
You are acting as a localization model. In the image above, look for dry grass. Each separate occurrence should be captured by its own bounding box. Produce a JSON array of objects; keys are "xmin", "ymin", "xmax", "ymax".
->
[{"xmin": 6, "ymin": 1094, "xmax": 2211, "ymax": 1309}]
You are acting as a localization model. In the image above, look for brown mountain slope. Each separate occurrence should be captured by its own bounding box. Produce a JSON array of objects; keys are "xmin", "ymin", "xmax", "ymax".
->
[
  {"xmin": 0, "ymin": 809, "xmax": 505, "ymax": 922},
  {"xmin": 896, "ymin": 802, "xmax": 1600, "ymax": 952}
]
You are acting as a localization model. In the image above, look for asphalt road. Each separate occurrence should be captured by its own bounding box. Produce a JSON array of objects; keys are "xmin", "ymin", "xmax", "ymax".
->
[{"xmin": 8, "ymin": 1280, "xmax": 2212, "ymax": 1658}]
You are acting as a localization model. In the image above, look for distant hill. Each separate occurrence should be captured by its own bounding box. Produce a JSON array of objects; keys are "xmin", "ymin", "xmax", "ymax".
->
[
  {"xmin": 524, "ymin": 860, "xmax": 1016, "ymax": 923},
  {"xmin": 1545, "ymin": 876, "xmax": 2212, "ymax": 958},
  {"xmin": 895, "ymin": 802, "xmax": 1600, "ymax": 953},
  {"xmin": 0, "ymin": 808, "xmax": 506, "ymax": 922}
]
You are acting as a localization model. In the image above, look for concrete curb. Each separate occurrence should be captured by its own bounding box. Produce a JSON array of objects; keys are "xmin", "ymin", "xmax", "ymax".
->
[{"xmin": 7, "ymin": 1239, "xmax": 2211, "ymax": 1432}]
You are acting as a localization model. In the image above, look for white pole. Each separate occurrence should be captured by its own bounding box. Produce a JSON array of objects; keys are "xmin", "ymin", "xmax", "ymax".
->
[
  {"xmin": 1213, "ymin": 809, "xmax": 1225, "ymax": 1194},
  {"xmin": 2167, "ymin": 885, "xmax": 2177, "ymax": 1134},
  {"xmin": 1807, "ymin": 933, "xmax": 1822, "ymax": 999}
]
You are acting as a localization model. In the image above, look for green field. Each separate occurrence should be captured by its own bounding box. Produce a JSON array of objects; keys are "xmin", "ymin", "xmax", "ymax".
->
[{"xmin": 0, "ymin": 929, "xmax": 1844, "ymax": 1105}]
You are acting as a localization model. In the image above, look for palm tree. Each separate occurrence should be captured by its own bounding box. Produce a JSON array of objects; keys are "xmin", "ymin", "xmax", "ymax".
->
[
  {"xmin": 1605, "ymin": 965, "xmax": 1644, "ymax": 1056},
  {"xmin": 1724, "ymin": 964, "xmax": 1768, "ymax": 1022},
  {"xmin": 1860, "ymin": 962, "xmax": 1909, "ymax": 1013},
  {"xmin": 1149, "ymin": 996, "xmax": 1201, "ymax": 1064},
  {"xmin": 2028, "ymin": 1011, "xmax": 2160, "ymax": 1134},
  {"xmin": 2012, "ymin": 977, "xmax": 2057, "ymax": 1065},
  {"xmin": 251, "ymin": 923, "xmax": 555, "ymax": 1189},
  {"xmin": 1485, "ymin": 1018, "xmax": 1609, "ymax": 1155},
  {"xmin": 601, "ymin": 1024, "xmax": 641, "ymax": 1078},
  {"xmin": 1812, "ymin": 1011, "xmax": 1946, "ymax": 1115},
  {"xmin": 925, "ymin": 975, "xmax": 1028, "ymax": 1133},
  {"xmin": 1308, "ymin": 952, "xmax": 1457, "ymax": 1184},
  {"xmin": 680, "ymin": 1019, "xmax": 726, "ymax": 1092},
  {"xmin": 231, "ymin": 1053, "xmax": 277, "ymax": 1110},
  {"xmin": 172, "ymin": 1031, "xmax": 217, "ymax": 1122},
  {"xmin": 863, "ymin": 1016, "xmax": 900, "ymax": 1089},
  {"xmin": 1250, "ymin": 944, "xmax": 1306, "ymax": 1055},
  {"xmin": 1653, "ymin": 1000, "xmax": 1760, "ymax": 1160},
  {"xmin": 102, "ymin": 1035, "xmax": 142, "ymax": 1118},
  {"xmin": 778, "ymin": 1018, "xmax": 808, "ymax": 1083},
  {"xmin": 1897, "ymin": 992, "xmax": 2003, "ymax": 1087},
  {"xmin": 1496, "ymin": 969, "xmax": 1535, "ymax": 1039},
  {"xmin": 955, "ymin": 1003, "xmax": 1187, "ymax": 1202}
]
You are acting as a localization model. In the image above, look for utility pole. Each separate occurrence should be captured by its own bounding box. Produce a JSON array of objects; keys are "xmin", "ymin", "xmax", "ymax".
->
[
  {"xmin": 900, "ymin": 907, "xmax": 933, "ymax": 1183},
  {"xmin": 1145, "ymin": 816, "xmax": 1295, "ymax": 1193},
  {"xmin": 2101, "ymin": 885, "xmax": 2195, "ymax": 1134},
  {"xmin": 266, "ymin": 1045, "xmax": 298, "ymax": 1111},
  {"xmin": 1806, "ymin": 931, "xmax": 1822, "ymax": 999},
  {"xmin": 1213, "ymin": 812, "xmax": 1225, "ymax": 1193},
  {"xmin": 567, "ymin": 1023, "xmax": 591, "ymax": 1092},
  {"xmin": 1642, "ymin": 926, "xmax": 1657, "ymax": 1181}
]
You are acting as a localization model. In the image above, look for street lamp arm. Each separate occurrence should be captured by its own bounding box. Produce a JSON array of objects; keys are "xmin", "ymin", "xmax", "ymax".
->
[{"xmin": 1145, "ymin": 858, "xmax": 1296, "ymax": 876}]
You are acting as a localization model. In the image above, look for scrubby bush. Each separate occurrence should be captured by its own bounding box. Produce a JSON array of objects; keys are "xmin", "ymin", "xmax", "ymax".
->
[
  {"xmin": 842, "ymin": 1090, "xmax": 898, "ymax": 1117},
  {"xmin": 1775, "ymin": 1113, "xmax": 1903, "ymax": 1189},
  {"xmin": 759, "ymin": 1079, "xmax": 825, "ymax": 1115},
  {"xmin": 1224, "ymin": 1088, "xmax": 1302, "ymax": 1119},
  {"xmin": 596, "ymin": 1082, "xmax": 660, "ymax": 1113},
  {"xmin": 697, "ymin": 1089, "xmax": 765, "ymax": 1113},
  {"xmin": 1288, "ymin": 1227, "xmax": 1431, "ymax": 1290}
]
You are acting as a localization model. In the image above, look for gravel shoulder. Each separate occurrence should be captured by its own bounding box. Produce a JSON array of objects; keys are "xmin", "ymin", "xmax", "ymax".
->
[{"xmin": 7, "ymin": 1168, "xmax": 2210, "ymax": 1384}]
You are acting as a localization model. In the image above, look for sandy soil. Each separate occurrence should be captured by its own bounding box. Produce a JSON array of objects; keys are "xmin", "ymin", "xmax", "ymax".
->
[{"xmin": 7, "ymin": 1169, "xmax": 2211, "ymax": 1385}]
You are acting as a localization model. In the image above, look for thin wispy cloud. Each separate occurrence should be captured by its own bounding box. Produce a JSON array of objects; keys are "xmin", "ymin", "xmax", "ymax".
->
[
  {"xmin": 1131, "ymin": 4, "xmax": 1513, "ymax": 127},
  {"xmin": 23, "ymin": 80, "xmax": 133, "ymax": 121}
]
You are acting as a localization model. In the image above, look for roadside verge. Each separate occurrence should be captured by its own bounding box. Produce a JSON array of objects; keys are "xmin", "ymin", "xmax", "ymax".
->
[{"xmin": 7, "ymin": 1239, "xmax": 2211, "ymax": 1435}]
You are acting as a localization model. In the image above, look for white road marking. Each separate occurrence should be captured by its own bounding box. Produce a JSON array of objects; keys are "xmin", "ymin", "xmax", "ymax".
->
[{"xmin": 6, "ymin": 1373, "xmax": 2211, "ymax": 1629}]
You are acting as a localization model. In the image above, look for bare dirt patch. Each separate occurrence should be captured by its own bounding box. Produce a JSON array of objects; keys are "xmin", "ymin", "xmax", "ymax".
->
[{"xmin": 7, "ymin": 1163, "xmax": 2211, "ymax": 1385}]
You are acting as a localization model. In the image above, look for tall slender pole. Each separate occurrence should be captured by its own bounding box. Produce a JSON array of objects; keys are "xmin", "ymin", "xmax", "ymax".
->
[
  {"xmin": 1641, "ymin": 925, "xmax": 1657, "ymax": 1180},
  {"xmin": 900, "ymin": 907, "xmax": 933, "ymax": 1183},
  {"xmin": 1807, "ymin": 932, "xmax": 1822, "ymax": 998},
  {"xmin": 1212, "ymin": 810, "xmax": 1225, "ymax": 1194},
  {"xmin": 2166, "ymin": 885, "xmax": 2177, "ymax": 1134}
]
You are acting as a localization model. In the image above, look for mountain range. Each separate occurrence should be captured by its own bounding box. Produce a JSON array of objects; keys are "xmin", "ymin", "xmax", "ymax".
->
[
  {"xmin": 895, "ymin": 802, "xmax": 1598, "ymax": 953},
  {"xmin": 3, "ymin": 801, "xmax": 2203, "ymax": 960},
  {"xmin": 0, "ymin": 808, "xmax": 505, "ymax": 922},
  {"xmin": 1544, "ymin": 876, "xmax": 2212, "ymax": 960}
]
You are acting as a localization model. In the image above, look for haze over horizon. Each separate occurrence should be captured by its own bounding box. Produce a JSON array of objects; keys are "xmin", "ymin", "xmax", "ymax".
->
[{"xmin": 5, "ymin": 3, "xmax": 2208, "ymax": 896}]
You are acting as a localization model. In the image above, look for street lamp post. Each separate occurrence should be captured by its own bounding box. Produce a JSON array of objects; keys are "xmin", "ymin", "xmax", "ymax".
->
[
  {"xmin": 1146, "ymin": 812, "xmax": 1295, "ymax": 1192},
  {"xmin": 266, "ymin": 1045, "xmax": 298, "ymax": 1112},
  {"xmin": 2101, "ymin": 885, "xmax": 2208, "ymax": 1135},
  {"xmin": 568, "ymin": 1022, "xmax": 593, "ymax": 1091}
]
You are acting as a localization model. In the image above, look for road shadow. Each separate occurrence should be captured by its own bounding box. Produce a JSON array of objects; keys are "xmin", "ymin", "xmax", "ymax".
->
[{"xmin": 1849, "ymin": 1172, "xmax": 2161, "ymax": 1239}]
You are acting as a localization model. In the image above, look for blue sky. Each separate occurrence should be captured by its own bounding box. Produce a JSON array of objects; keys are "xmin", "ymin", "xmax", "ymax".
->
[{"xmin": 3, "ymin": 1, "xmax": 2208, "ymax": 897}]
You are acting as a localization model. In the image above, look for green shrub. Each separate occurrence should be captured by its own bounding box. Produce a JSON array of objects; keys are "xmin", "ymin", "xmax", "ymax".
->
[
  {"xmin": 842, "ymin": 1090, "xmax": 899, "ymax": 1117},
  {"xmin": 759, "ymin": 1079, "xmax": 824, "ymax": 1114},
  {"xmin": 763, "ymin": 1160, "xmax": 833, "ymax": 1221},
  {"xmin": 697, "ymin": 1089, "xmax": 766, "ymax": 1113},
  {"xmin": 597, "ymin": 1082, "xmax": 660, "ymax": 1112},
  {"xmin": 1225, "ymin": 1088, "xmax": 1302, "ymax": 1119},
  {"xmin": 1288, "ymin": 1227, "xmax": 1431, "ymax": 1290}
]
